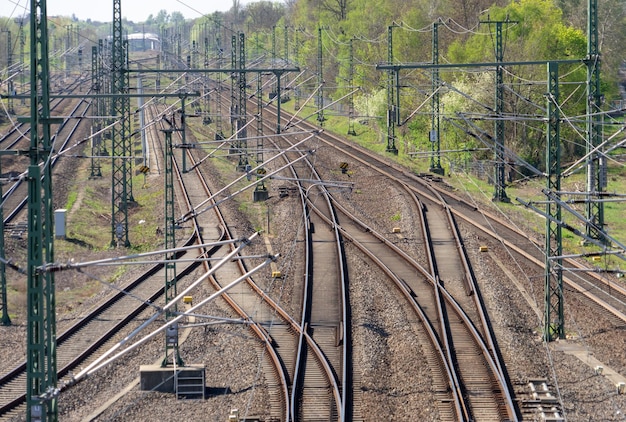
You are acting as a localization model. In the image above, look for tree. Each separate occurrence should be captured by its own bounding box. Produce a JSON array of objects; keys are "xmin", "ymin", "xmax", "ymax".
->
[
  {"xmin": 231, "ymin": 0, "xmax": 244, "ymax": 26},
  {"xmin": 322, "ymin": 0, "xmax": 350, "ymax": 21},
  {"xmin": 307, "ymin": 0, "xmax": 351, "ymax": 21},
  {"xmin": 170, "ymin": 11, "xmax": 185, "ymax": 27},
  {"xmin": 445, "ymin": 0, "xmax": 588, "ymax": 167},
  {"xmin": 155, "ymin": 10, "xmax": 169, "ymax": 25},
  {"xmin": 245, "ymin": 1, "xmax": 285, "ymax": 32}
]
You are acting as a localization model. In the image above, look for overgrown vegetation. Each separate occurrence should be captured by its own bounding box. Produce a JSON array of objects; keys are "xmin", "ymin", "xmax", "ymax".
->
[{"xmin": 2, "ymin": 0, "xmax": 624, "ymax": 169}]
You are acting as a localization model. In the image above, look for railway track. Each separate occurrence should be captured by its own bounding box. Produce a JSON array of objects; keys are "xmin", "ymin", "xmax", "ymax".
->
[
  {"xmin": 363, "ymin": 132, "xmax": 626, "ymax": 322},
  {"xmin": 416, "ymin": 184, "xmax": 519, "ymax": 419},
  {"xmin": 1, "ymin": 76, "xmax": 93, "ymax": 227},
  {"xmin": 177, "ymin": 110, "xmax": 351, "ymax": 420},
  {"xmin": 0, "ymin": 73, "xmax": 82, "ymax": 148},
  {"xmin": 0, "ymin": 108, "xmax": 170, "ymax": 418},
  {"xmin": 263, "ymin": 98, "xmax": 626, "ymax": 419},
  {"xmin": 414, "ymin": 184, "xmax": 516, "ymax": 420},
  {"xmin": 0, "ymin": 97, "xmax": 244, "ymax": 420},
  {"xmin": 260, "ymin": 124, "xmax": 513, "ymax": 418},
  {"xmin": 161, "ymin": 93, "xmax": 353, "ymax": 420},
  {"xmin": 159, "ymin": 103, "xmax": 293, "ymax": 420},
  {"xmin": 275, "ymin": 102, "xmax": 626, "ymax": 326},
  {"xmin": 3, "ymin": 58, "xmax": 625, "ymax": 421},
  {"xmin": 275, "ymin": 135, "xmax": 349, "ymax": 420},
  {"xmin": 261, "ymin": 104, "xmax": 518, "ymax": 420},
  {"xmin": 311, "ymin": 181, "xmax": 517, "ymax": 420}
]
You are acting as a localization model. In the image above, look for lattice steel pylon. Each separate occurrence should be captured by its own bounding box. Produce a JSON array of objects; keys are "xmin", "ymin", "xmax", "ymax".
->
[
  {"xmin": 480, "ymin": 19, "xmax": 512, "ymax": 202},
  {"xmin": 26, "ymin": 0, "xmax": 58, "ymax": 420},
  {"xmin": 214, "ymin": 34, "xmax": 224, "ymax": 140},
  {"xmin": 294, "ymin": 28, "xmax": 301, "ymax": 111},
  {"xmin": 4, "ymin": 30, "xmax": 14, "ymax": 113},
  {"xmin": 271, "ymin": 25, "xmax": 277, "ymax": 98},
  {"xmin": 385, "ymin": 24, "xmax": 398, "ymax": 154},
  {"xmin": 230, "ymin": 34, "xmax": 237, "ymax": 140},
  {"xmin": 89, "ymin": 45, "xmax": 102, "ymax": 178},
  {"xmin": 123, "ymin": 40, "xmax": 134, "ymax": 199},
  {"xmin": 162, "ymin": 129, "xmax": 183, "ymax": 367},
  {"xmin": 429, "ymin": 21, "xmax": 444, "ymax": 175},
  {"xmin": 347, "ymin": 38, "xmax": 356, "ymax": 136},
  {"xmin": 253, "ymin": 64, "xmax": 268, "ymax": 202},
  {"xmin": 0, "ymin": 151, "xmax": 9, "ymax": 326},
  {"xmin": 202, "ymin": 36, "xmax": 212, "ymax": 126},
  {"xmin": 236, "ymin": 33, "xmax": 248, "ymax": 171},
  {"xmin": 585, "ymin": 0, "xmax": 605, "ymax": 241},
  {"xmin": 317, "ymin": 27, "xmax": 325, "ymax": 125},
  {"xmin": 110, "ymin": 0, "xmax": 132, "ymax": 247},
  {"xmin": 544, "ymin": 62, "xmax": 564, "ymax": 341}
]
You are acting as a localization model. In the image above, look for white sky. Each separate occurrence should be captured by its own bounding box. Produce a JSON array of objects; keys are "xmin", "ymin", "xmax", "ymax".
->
[{"xmin": 1, "ymin": 0, "xmax": 251, "ymax": 22}]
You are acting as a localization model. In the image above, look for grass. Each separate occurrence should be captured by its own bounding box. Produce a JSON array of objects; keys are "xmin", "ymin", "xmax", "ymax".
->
[
  {"xmin": 0, "ymin": 135, "xmax": 175, "ymax": 322},
  {"xmin": 55, "ymin": 278, "xmax": 102, "ymax": 314},
  {"xmin": 57, "ymin": 167, "xmax": 167, "ymax": 254},
  {"xmin": 65, "ymin": 190, "xmax": 78, "ymax": 211}
]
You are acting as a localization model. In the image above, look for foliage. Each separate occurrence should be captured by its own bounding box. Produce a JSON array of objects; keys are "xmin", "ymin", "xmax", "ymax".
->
[
  {"xmin": 2, "ymin": 0, "xmax": 625, "ymax": 175},
  {"xmin": 447, "ymin": 0, "xmax": 586, "ymax": 63},
  {"xmin": 244, "ymin": 1, "xmax": 286, "ymax": 32},
  {"xmin": 354, "ymin": 88, "xmax": 386, "ymax": 121},
  {"xmin": 441, "ymin": 0, "xmax": 593, "ymax": 169}
]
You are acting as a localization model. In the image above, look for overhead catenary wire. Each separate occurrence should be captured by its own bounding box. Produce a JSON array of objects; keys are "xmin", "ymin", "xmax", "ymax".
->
[
  {"xmin": 37, "ymin": 239, "xmax": 244, "ymax": 272},
  {"xmin": 8, "ymin": 8, "xmax": 624, "ymax": 418},
  {"xmin": 179, "ymin": 146, "xmax": 317, "ymax": 224},
  {"xmin": 66, "ymin": 232, "xmax": 262, "ymax": 383},
  {"xmin": 452, "ymin": 112, "xmax": 545, "ymax": 177},
  {"xmin": 178, "ymin": 131, "xmax": 320, "ymax": 222},
  {"xmin": 69, "ymin": 251, "xmax": 278, "ymax": 385}
]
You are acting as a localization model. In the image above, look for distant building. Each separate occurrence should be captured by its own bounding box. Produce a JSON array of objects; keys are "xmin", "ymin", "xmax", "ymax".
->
[{"xmin": 126, "ymin": 33, "xmax": 161, "ymax": 51}]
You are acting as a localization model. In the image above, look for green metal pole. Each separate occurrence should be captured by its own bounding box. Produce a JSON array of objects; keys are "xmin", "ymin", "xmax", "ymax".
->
[
  {"xmin": 231, "ymin": 34, "xmax": 237, "ymax": 139},
  {"xmin": 27, "ymin": 164, "xmax": 46, "ymax": 422},
  {"xmin": 272, "ymin": 25, "xmax": 276, "ymax": 98},
  {"xmin": 284, "ymin": 25, "xmax": 289, "ymax": 62},
  {"xmin": 162, "ymin": 129, "xmax": 183, "ymax": 367},
  {"xmin": 237, "ymin": 33, "xmax": 248, "ymax": 171},
  {"xmin": 20, "ymin": 23, "xmax": 25, "ymax": 105},
  {"xmin": 317, "ymin": 27, "xmax": 325, "ymax": 124},
  {"xmin": 0, "ymin": 151, "xmax": 9, "ymax": 325},
  {"xmin": 254, "ymin": 69, "xmax": 268, "ymax": 201},
  {"xmin": 181, "ymin": 96, "xmax": 187, "ymax": 172},
  {"xmin": 203, "ymin": 34, "xmax": 211, "ymax": 126},
  {"xmin": 27, "ymin": 0, "xmax": 58, "ymax": 420},
  {"xmin": 123, "ymin": 40, "xmax": 134, "ymax": 203},
  {"xmin": 275, "ymin": 71, "xmax": 282, "ymax": 134},
  {"xmin": 585, "ymin": 0, "xmax": 605, "ymax": 241},
  {"xmin": 386, "ymin": 24, "xmax": 398, "ymax": 154},
  {"xmin": 177, "ymin": 29, "xmax": 182, "ymax": 90},
  {"xmin": 90, "ymin": 46, "xmax": 102, "ymax": 178},
  {"xmin": 4, "ymin": 30, "xmax": 14, "ymax": 113},
  {"xmin": 544, "ymin": 62, "xmax": 564, "ymax": 340},
  {"xmin": 347, "ymin": 38, "xmax": 356, "ymax": 136},
  {"xmin": 492, "ymin": 21, "xmax": 509, "ymax": 202},
  {"xmin": 110, "ymin": 0, "xmax": 131, "ymax": 248},
  {"xmin": 294, "ymin": 28, "xmax": 301, "ymax": 111},
  {"xmin": 478, "ymin": 19, "xmax": 515, "ymax": 202},
  {"xmin": 215, "ymin": 34, "xmax": 224, "ymax": 140},
  {"xmin": 430, "ymin": 22, "xmax": 444, "ymax": 175}
]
